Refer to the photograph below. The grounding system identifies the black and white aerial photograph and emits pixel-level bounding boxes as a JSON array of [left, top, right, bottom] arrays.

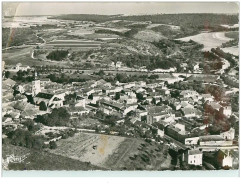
[[1, 1, 239, 173]]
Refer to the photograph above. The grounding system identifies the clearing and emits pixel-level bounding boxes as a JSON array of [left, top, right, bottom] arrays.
[[177, 32, 233, 51]]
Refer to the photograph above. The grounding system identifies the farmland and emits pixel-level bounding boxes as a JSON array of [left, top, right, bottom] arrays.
[[47, 132, 171, 170]]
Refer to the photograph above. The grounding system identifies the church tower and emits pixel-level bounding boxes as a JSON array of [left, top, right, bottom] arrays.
[[32, 71, 41, 97]]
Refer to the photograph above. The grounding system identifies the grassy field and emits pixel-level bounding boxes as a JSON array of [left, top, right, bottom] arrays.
[[225, 31, 239, 39], [2, 46, 69, 67], [2, 144, 103, 170], [221, 46, 239, 56]]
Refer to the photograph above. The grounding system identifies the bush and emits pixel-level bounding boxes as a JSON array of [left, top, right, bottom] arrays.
[[39, 101, 47, 111], [49, 141, 57, 149], [62, 133, 69, 139]]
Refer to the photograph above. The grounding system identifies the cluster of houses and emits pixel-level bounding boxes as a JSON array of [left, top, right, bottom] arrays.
[[2, 63, 238, 170]]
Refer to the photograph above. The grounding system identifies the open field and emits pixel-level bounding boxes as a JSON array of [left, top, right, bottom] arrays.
[[48, 132, 126, 168], [177, 32, 233, 51], [2, 144, 103, 170], [2, 46, 69, 67], [221, 46, 239, 56], [48, 132, 171, 170], [225, 31, 239, 39]]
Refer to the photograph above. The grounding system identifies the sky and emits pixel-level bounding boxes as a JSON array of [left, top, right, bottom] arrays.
[[2, 2, 239, 16]]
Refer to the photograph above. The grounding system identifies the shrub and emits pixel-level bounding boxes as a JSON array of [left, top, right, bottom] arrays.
[[49, 141, 57, 149]]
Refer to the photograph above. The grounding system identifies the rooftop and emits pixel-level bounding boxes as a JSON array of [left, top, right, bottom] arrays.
[[35, 92, 54, 100], [188, 149, 202, 155], [199, 135, 224, 142]]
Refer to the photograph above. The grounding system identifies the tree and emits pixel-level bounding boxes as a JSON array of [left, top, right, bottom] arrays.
[[39, 101, 47, 111], [136, 93, 144, 101], [115, 92, 120, 100], [23, 119, 39, 132], [96, 70, 105, 77], [49, 141, 57, 149], [5, 71, 10, 78], [88, 94, 93, 100]]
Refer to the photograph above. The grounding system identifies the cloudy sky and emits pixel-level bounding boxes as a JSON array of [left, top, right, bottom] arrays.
[[2, 2, 239, 16]]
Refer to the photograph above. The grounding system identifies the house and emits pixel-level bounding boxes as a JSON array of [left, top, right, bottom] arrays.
[[201, 94, 214, 102], [165, 124, 187, 143], [180, 90, 199, 99], [75, 96, 86, 108], [40, 78, 51, 85], [123, 82, 135, 89], [10, 63, 31, 72], [146, 105, 173, 124], [155, 88, 170, 96], [220, 128, 235, 140], [83, 88, 95, 96], [122, 104, 138, 116], [135, 109, 148, 121], [204, 150, 233, 169], [172, 101, 181, 110], [217, 150, 233, 168], [67, 106, 90, 116], [116, 61, 122, 68], [15, 85, 25, 94], [135, 81, 146, 87], [88, 93, 101, 104], [181, 107, 196, 118], [207, 102, 232, 117], [151, 122, 165, 137], [184, 149, 203, 166], [223, 106, 232, 117]]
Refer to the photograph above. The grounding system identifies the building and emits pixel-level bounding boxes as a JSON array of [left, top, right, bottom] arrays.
[[204, 150, 233, 169], [32, 80, 41, 97], [185, 137, 199, 145], [67, 106, 90, 116], [184, 149, 203, 166], [223, 106, 232, 117], [218, 150, 233, 168], [146, 105, 173, 125], [220, 128, 235, 140], [199, 135, 233, 146], [75, 96, 86, 108], [34, 92, 64, 108], [116, 61, 122, 68], [201, 94, 214, 102], [9, 63, 31, 72]]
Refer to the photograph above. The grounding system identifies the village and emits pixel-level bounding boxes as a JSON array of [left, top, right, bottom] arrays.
[[2, 60, 239, 170]]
